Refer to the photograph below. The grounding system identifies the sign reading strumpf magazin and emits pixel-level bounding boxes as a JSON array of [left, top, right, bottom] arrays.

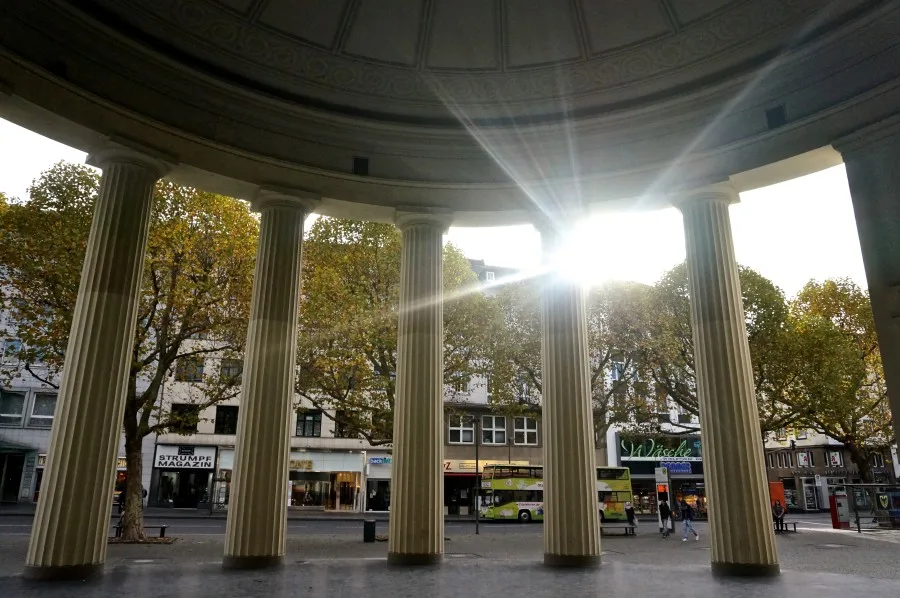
[[154, 445, 217, 469]]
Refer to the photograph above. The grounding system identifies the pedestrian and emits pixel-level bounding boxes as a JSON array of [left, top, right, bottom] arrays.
[[659, 499, 672, 538], [772, 500, 786, 533], [625, 501, 637, 531], [681, 501, 700, 542], [117, 485, 127, 515]]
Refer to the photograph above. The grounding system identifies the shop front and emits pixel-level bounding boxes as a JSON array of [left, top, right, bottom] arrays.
[[289, 450, 364, 511], [614, 433, 705, 517], [365, 453, 392, 512], [150, 444, 217, 509], [443, 459, 529, 515]]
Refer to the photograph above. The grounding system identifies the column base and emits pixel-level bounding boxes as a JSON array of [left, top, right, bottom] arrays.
[[711, 562, 780, 578], [222, 554, 284, 570], [23, 562, 103, 581], [544, 553, 602, 568], [387, 552, 442, 566]]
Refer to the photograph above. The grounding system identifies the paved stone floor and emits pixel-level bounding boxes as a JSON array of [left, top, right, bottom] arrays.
[[2, 521, 899, 596]]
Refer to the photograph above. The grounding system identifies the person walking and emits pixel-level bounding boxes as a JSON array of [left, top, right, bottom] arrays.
[[772, 500, 786, 533], [681, 501, 700, 542], [659, 499, 672, 538]]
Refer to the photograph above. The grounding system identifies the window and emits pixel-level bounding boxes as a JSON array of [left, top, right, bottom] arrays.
[[482, 415, 506, 445], [169, 404, 199, 434], [334, 410, 356, 438], [872, 453, 885, 469], [28, 393, 57, 428], [220, 359, 242, 383], [0, 390, 26, 426], [485, 271, 495, 281], [827, 450, 843, 467], [767, 453, 774, 468], [451, 377, 470, 394], [776, 428, 787, 441], [296, 410, 322, 437], [786, 452, 793, 468], [797, 451, 812, 467], [448, 416, 474, 444], [777, 453, 784, 468], [796, 428, 808, 440], [1, 339, 22, 364], [611, 361, 626, 382], [514, 416, 538, 445], [175, 356, 204, 382], [214, 405, 239, 435]]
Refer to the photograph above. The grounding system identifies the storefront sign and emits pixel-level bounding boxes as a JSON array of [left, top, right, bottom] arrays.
[[621, 437, 702, 462], [154, 445, 216, 469], [443, 459, 529, 473], [38, 454, 126, 469], [369, 457, 392, 465], [290, 459, 313, 470], [665, 462, 692, 475]]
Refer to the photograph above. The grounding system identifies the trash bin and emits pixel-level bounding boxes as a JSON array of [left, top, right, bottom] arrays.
[[363, 519, 376, 543]]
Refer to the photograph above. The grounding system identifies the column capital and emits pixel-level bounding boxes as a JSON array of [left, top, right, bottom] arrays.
[[394, 206, 453, 232], [833, 114, 900, 158], [252, 187, 320, 213], [86, 138, 174, 178], [670, 183, 739, 212]]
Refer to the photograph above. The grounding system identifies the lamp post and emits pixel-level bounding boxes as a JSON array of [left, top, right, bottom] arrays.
[[474, 416, 480, 535]]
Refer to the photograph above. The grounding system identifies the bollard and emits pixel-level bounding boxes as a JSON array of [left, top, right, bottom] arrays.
[[363, 519, 376, 543]]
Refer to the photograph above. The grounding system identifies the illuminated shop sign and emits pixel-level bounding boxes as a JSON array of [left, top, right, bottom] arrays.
[[621, 437, 702, 462]]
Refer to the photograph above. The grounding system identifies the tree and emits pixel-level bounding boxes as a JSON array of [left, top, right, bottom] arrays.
[[486, 278, 660, 449], [0, 162, 258, 540], [789, 279, 892, 482], [647, 262, 800, 434], [294, 217, 494, 444]]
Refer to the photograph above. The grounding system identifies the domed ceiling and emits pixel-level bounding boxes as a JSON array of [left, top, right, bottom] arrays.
[[81, 0, 865, 124]]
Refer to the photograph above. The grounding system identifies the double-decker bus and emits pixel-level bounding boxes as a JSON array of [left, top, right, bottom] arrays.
[[480, 464, 632, 523]]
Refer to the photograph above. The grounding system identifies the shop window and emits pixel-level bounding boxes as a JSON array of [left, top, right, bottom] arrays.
[[219, 359, 242, 383], [0, 339, 22, 364], [169, 403, 199, 434], [0, 390, 26, 426], [175, 356, 205, 382], [513, 416, 538, 445], [872, 453, 885, 468], [28, 393, 57, 428], [214, 405, 239, 435], [448, 416, 474, 444], [482, 415, 506, 445], [296, 410, 322, 437]]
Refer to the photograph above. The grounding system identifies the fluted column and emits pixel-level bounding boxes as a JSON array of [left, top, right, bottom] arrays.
[[25, 147, 169, 581], [387, 207, 450, 565], [223, 189, 317, 569], [677, 185, 778, 577], [835, 120, 900, 449], [540, 225, 601, 568]]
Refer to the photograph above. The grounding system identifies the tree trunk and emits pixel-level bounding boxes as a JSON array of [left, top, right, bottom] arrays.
[[120, 436, 146, 542], [846, 442, 874, 483]]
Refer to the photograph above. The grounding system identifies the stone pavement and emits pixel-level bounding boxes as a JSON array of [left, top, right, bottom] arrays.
[[2, 522, 899, 596]]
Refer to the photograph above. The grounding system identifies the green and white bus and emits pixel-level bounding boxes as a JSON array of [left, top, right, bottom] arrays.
[[480, 464, 633, 523]]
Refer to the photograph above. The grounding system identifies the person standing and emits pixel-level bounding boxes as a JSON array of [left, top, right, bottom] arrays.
[[625, 501, 637, 532], [772, 500, 786, 533], [659, 499, 672, 538], [681, 501, 700, 541]]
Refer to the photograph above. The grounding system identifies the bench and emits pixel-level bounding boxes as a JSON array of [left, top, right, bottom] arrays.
[[774, 521, 797, 533], [600, 523, 636, 536], [114, 524, 169, 538]]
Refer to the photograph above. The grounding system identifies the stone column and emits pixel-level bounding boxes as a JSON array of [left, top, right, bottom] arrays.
[[836, 121, 900, 449], [25, 147, 169, 581], [539, 225, 601, 568], [676, 185, 779, 577], [387, 207, 450, 565], [223, 189, 317, 569]]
